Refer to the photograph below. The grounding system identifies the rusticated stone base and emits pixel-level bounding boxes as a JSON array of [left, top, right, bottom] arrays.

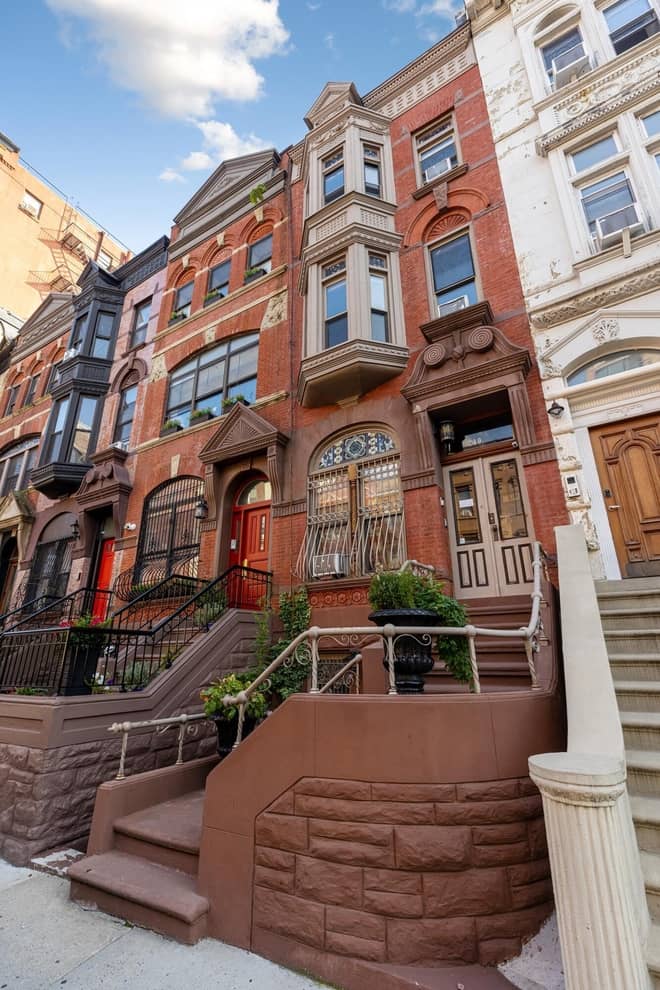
[[0, 730, 216, 865], [252, 776, 552, 967]]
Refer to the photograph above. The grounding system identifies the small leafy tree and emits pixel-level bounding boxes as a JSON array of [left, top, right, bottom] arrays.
[[256, 586, 312, 701]]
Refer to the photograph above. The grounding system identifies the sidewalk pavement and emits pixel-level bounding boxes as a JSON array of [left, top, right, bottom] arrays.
[[0, 860, 326, 990]]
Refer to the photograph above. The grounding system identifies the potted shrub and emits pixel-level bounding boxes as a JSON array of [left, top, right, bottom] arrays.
[[169, 308, 186, 324], [190, 407, 214, 423], [221, 394, 248, 412], [204, 289, 223, 306], [244, 266, 266, 285], [368, 571, 470, 694], [160, 418, 183, 436], [201, 672, 267, 757], [59, 615, 110, 696]]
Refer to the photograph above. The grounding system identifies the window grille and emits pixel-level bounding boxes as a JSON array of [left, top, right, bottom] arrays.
[[134, 476, 204, 584]]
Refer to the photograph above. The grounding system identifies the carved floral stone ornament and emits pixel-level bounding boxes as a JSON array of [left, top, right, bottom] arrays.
[[422, 326, 495, 369], [591, 319, 620, 344]]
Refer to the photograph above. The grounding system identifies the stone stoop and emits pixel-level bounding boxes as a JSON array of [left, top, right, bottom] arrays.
[[69, 790, 208, 944], [597, 576, 660, 986]]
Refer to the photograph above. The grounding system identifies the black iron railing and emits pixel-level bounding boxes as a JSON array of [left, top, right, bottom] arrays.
[[0, 594, 62, 630], [6, 587, 117, 632], [0, 565, 271, 696]]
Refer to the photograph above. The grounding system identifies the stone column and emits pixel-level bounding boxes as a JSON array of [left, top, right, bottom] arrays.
[[529, 752, 651, 990]]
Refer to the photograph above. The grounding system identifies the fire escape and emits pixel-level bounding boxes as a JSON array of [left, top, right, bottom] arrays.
[[28, 203, 109, 296]]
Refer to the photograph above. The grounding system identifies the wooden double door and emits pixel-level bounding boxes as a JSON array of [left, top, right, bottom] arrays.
[[591, 413, 660, 577], [444, 452, 534, 599]]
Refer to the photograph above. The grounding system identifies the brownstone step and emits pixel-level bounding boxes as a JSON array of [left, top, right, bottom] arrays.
[[69, 849, 208, 944], [113, 789, 205, 875]]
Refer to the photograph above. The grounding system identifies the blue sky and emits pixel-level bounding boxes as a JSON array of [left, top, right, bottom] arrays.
[[2, 0, 459, 253]]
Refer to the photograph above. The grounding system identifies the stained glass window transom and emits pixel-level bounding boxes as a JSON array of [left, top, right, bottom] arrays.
[[318, 431, 396, 469]]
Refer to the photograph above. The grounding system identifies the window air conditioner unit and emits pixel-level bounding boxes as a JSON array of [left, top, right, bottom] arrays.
[[427, 157, 454, 181], [312, 553, 348, 578], [438, 295, 470, 317], [595, 203, 644, 249], [62, 347, 79, 362], [552, 44, 592, 88]]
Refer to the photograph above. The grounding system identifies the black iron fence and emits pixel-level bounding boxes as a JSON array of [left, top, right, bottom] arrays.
[[0, 565, 271, 696], [0, 594, 62, 630], [5, 587, 117, 632]]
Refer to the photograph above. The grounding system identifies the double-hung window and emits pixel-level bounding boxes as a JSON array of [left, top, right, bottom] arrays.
[[23, 374, 40, 407], [0, 438, 39, 496], [603, 0, 659, 54], [416, 120, 458, 185], [540, 28, 585, 85], [579, 171, 638, 237], [641, 109, 660, 137], [4, 385, 19, 417], [206, 260, 230, 303], [369, 255, 389, 342], [70, 396, 100, 464], [430, 233, 477, 314], [166, 334, 259, 427], [363, 146, 381, 197], [91, 311, 115, 359], [323, 149, 345, 204], [69, 314, 87, 353], [131, 299, 151, 348], [322, 259, 348, 349], [172, 281, 193, 320], [570, 134, 618, 173], [42, 398, 70, 462], [248, 235, 272, 276], [46, 362, 61, 393], [114, 384, 137, 445]]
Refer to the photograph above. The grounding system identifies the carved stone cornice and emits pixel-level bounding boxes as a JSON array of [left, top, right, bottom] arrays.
[[537, 42, 660, 154], [529, 257, 660, 330]]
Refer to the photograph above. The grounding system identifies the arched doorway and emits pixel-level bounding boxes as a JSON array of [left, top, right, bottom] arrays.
[[0, 535, 18, 614], [26, 514, 75, 602], [228, 476, 272, 574], [134, 476, 205, 584]]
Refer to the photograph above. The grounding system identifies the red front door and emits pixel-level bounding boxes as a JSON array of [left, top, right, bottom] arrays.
[[229, 478, 271, 606], [92, 538, 115, 620]]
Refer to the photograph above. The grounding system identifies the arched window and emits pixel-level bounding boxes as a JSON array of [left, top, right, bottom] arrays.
[[567, 349, 660, 386], [0, 437, 39, 496], [26, 513, 75, 602], [165, 334, 259, 427], [134, 476, 205, 583], [114, 375, 139, 446], [297, 429, 405, 580]]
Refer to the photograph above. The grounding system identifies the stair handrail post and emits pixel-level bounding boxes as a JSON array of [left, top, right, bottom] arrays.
[[383, 624, 397, 695], [309, 627, 320, 694], [466, 626, 481, 694]]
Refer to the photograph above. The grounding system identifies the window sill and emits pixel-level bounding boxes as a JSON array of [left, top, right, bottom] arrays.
[[420, 299, 494, 343], [573, 225, 659, 271], [155, 264, 287, 340], [411, 163, 469, 200]]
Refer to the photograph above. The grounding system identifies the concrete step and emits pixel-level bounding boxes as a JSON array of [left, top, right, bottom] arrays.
[[647, 921, 660, 986], [621, 712, 660, 749], [610, 655, 660, 682], [604, 628, 660, 655], [597, 587, 660, 611], [596, 577, 660, 595], [627, 751, 660, 797], [69, 850, 208, 944], [113, 790, 204, 875], [600, 608, 660, 631], [631, 795, 660, 854], [641, 851, 660, 921], [616, 682, 660, 713]]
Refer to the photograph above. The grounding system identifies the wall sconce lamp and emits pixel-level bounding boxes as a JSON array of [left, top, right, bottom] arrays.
[[195, 497, 209, 521], [70, 519, 80, 540], [547, 401, 565, 418], [124, 522, 137, 531], [439, 420, 456, 455]]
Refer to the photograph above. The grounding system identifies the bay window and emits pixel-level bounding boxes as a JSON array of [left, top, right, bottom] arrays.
[[323, 260, 348, 348], [0, 438, 39, 496], [323, 149, 345, 204], [364, 146, 381, 197], [369, 255, 389, 342]]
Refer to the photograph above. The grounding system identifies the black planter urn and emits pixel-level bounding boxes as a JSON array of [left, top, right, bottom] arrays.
[[210, 714, 259, 757], [368, 608, 441, 694], [62, 640, 103, 696]]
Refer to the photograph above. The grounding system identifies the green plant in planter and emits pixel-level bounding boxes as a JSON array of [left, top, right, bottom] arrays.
[[190, 407, 213, 421], [162, 418, 183, 431], [244, 266, 264, 281], [255, 586, 312, 701], [222, 394, 247, 411], [368, 569, 417, 611], [200, 672, 267, 722]]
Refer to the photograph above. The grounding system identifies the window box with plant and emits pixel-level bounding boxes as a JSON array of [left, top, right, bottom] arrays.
[[221, 394, 249, 412], [189, 407, 214, 424], [368, 570, 471, 694], [244, 267, 267, 285], [169, 309, 187, 325], [201, 672, 268, 757], [160, 418, 183, 436]]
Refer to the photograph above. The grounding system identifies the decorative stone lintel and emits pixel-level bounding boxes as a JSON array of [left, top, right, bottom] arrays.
[[420, 300, 494, 343], [529, 752, 650, 990]]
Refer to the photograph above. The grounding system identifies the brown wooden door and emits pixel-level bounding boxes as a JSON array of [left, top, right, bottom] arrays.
[[591, 414, 660, 577]]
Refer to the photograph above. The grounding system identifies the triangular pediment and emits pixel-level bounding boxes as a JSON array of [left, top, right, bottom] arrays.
[[174, 149, 280, 226], [304, 82, 362, 130], [13, 292, 74, 358], [0, 491, 34, 527], [199, 403, 288, 465]]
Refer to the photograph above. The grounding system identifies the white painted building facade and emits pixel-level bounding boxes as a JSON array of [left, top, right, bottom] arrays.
[[467, 0, 660, 578]]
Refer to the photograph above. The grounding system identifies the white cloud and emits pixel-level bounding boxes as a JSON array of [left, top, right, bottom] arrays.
[[178, 120, 271, 174], [324, 32, 335, 50], [46, 0, 290, 119], [306, 1, 321, 8], [159, 168, 186, 183], [384, 0, 461, 20], [383, 0, 417, 11]]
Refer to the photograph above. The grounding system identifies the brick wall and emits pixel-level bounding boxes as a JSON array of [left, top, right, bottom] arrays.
[[253, 774, 552, 967]]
